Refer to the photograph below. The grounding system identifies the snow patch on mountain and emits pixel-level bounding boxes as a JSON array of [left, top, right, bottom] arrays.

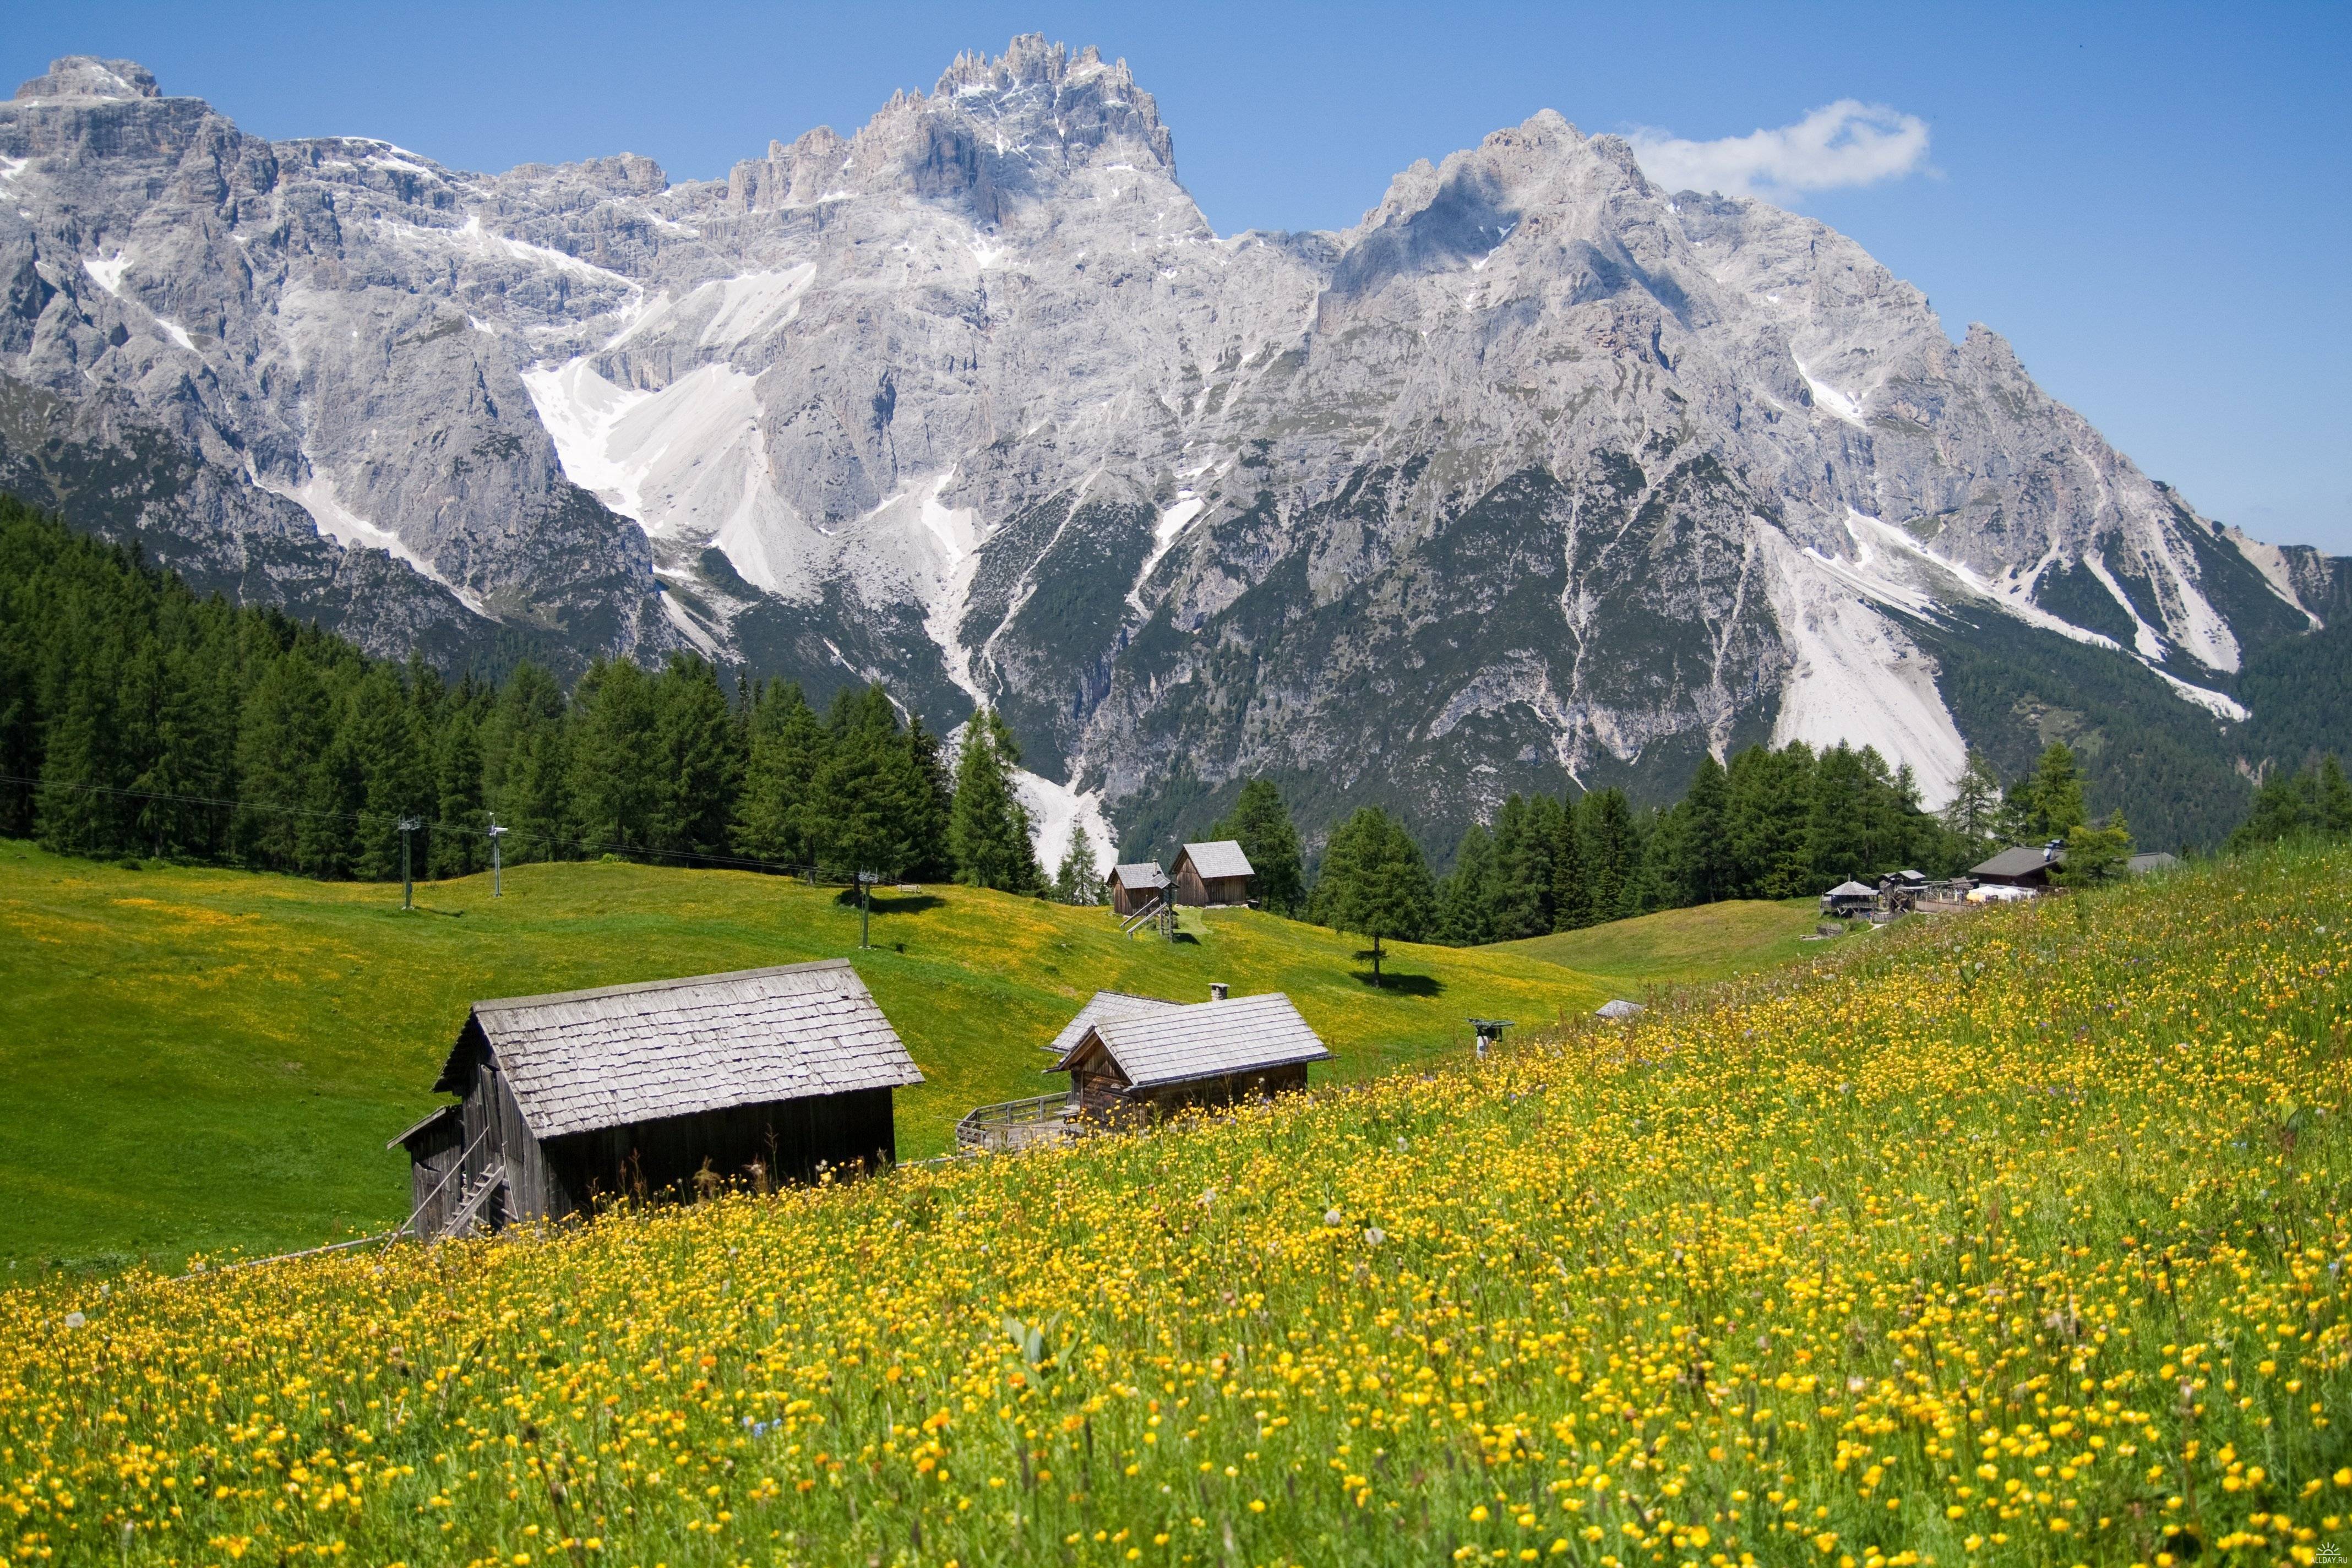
[[1015, 766, 1115, 873], [610, 264, 815, 352], [1792, 352, 1864, 426], [2148, 668, 2249, 723], [1762, 529, 1967, 804], [255, 464, 482, 611], [82, 251, 130, 293], [2080, 550, 2170, 660]]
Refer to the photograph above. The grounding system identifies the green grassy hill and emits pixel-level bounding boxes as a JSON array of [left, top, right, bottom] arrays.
[[1493, 896, 1827, 987], [3, 843, 1823, 1268]]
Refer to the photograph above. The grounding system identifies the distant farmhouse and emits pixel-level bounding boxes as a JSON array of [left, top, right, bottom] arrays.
[[1970, 843, 2065, 889], [1052, 986, 1328, 1120], [1170, 840, 1255, 907], [1107, 861, 1168, 917], [392, 960, 921, 1238]]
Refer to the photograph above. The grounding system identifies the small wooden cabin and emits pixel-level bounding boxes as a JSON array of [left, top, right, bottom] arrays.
[[1170, 840, 1254, 907], [1819, 879, 1877, 916], [1970, 843, 2065, 889], [1037, 988, 1185, 1055], [1050, 988, 1329, 1123], [1107, 861, 1168, 917], [390, 959, 922, 1238]]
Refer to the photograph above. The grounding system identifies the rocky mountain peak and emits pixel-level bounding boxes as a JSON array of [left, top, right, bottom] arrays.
[[15, 57, 160, 102], [724, 36, 1175, 219]]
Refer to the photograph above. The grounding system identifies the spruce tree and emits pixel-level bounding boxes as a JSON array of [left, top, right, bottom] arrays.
[[1209, 778, 1306, 916], [948, 709, 1043, 892], [428, 710, 487, 878], [1579, 788, 1640, 922], [2028, 743, 2088, 838], [1434, 822, 1498, 946], [1549, 794, 1592, 930], [1942, 748, 2002, 845], [1672, 753, 1732, 905], [235, 652, 332, 871], [902, 715, 956, 880], [733, 679, 827, 867], [569, 658, 662, 854], [346, 666, 432, 880], [1490, 793, 1558, 939], [650, 654, 741, 861], [1317, 805, 1434, 985], [1054, 824, 1106, 905]]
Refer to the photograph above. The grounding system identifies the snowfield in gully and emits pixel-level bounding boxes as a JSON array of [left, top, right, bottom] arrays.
[[6, 851, 2350, 1567]]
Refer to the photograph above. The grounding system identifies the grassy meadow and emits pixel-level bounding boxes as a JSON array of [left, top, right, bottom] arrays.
[[3, 843, 2346, 1567], [0, 841, 1798, 1267], [1496, 898, 1828, 989]]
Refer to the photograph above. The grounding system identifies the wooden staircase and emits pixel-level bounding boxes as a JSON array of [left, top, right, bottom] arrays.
[[1120, 894, 1174, 940], [439, 1166, 507, 1239]]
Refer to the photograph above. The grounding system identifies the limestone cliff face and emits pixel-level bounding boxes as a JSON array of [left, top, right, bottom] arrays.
[[0, 43, 2327, 849]]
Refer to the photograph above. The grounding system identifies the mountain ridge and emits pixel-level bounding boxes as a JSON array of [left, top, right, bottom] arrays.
[[1, 39, 2340, 855]]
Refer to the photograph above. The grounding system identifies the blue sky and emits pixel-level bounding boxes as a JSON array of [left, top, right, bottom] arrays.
[[12, 2, 2348, 550]]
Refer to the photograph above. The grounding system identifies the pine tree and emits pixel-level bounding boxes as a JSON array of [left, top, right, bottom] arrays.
[[2056, 810, 2133, 884], [428, 710, 487, 878], [1209, 778, 1306, 916], [948, 709, 1043, 892], [650, 654, 741, 861], [234, 653, 332, 871], [569, 658, 662, 854], [733, 679, 827, 867], [2321, 755, 2352, 835], [2028, 743, 2088, 838], [1579, 788, 1640, 922], [346, 666, 432, 880], [1725, 743, 1816, 898], [1942, 748, 2002, 846], [1549, 794, 1592, 930], [1434, 822, 1498, 946], [1671, 753, 1732, 905], [902, 715, 955, 881], [1316, 805, 1434, 984], [1490, 793, 1558, 940], [1054, 824, 1106, 905]]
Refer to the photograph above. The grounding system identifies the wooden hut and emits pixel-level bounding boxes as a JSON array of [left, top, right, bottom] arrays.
[[390, 959, 922, 1238], [1037, 988, 1185, 1054], [1107, 861, 1168, 917], [1050, 988, 1328, 1123], [1169, 840, 1254, 907], [1819, 879, 1877, 916], [1970, 843, 2065, 889]]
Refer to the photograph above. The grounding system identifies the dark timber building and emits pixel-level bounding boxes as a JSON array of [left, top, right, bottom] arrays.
[[1107, 861, 1168, 917], [1050, 988, 1329, 1123], [1169, 840, 1255, 907], [391, 960, 922, 1238]]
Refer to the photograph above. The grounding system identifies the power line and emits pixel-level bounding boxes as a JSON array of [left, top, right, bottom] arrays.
[[0, 771, 850, 881]]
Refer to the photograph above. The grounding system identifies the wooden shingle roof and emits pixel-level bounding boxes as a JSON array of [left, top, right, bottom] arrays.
[[1042, 989, 1186, 1057], [1054, 991, 1328, 1090], [1109, 862, 1167, 889], [434, 960, 922, 1140], [1971, 846, 2062, 879], [1175, 840, 1254, 880]]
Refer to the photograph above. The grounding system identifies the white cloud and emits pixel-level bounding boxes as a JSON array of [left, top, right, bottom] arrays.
[[1628, 100, 1930, 200]]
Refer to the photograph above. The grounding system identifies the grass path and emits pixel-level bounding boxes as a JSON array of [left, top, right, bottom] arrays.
[[1, 843, 1741, 1266]]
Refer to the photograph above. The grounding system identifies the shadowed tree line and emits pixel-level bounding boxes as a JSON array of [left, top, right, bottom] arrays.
[[0, 500, 1044, 890]]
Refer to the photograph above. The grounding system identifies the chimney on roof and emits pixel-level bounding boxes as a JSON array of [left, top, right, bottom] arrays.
[[1209, 982, 1228, 1002]]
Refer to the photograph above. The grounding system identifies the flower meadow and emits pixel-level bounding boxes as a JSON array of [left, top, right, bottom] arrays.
[[5, 850, 2349, 1568]]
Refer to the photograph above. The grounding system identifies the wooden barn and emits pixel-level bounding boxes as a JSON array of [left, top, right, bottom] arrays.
[[1970, 843, 2065, 889], [1050, 987, 1329, 1123], [1169, 840, 1255, 907], [1107, 861, 1168, 917], [390, 959, 922, 1238]]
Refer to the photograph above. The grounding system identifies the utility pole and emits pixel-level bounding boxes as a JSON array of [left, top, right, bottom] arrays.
[[396, 817, 422, 910], [487, 815, 509, 897], [857, 870, 877, 950]]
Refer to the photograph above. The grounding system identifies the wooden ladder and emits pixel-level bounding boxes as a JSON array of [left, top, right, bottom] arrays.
[[438, 1165, 507, 1240]]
